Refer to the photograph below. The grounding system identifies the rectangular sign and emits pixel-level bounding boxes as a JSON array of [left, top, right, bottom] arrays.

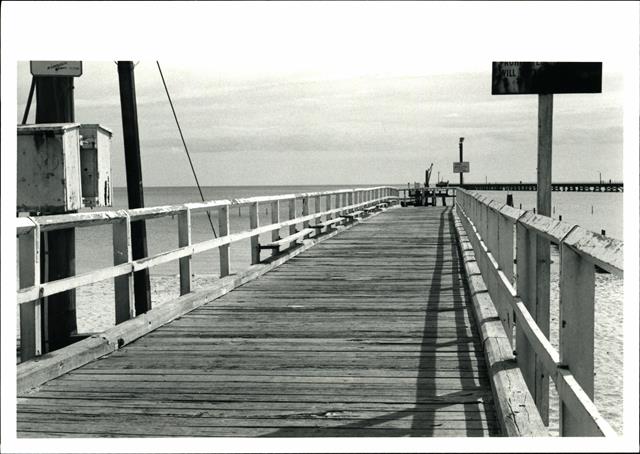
[[491, 62, 601, 95], [453, 162, 470, 173], [30, 61, 83, 77]]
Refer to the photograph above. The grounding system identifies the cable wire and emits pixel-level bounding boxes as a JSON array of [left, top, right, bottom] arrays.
[[156, 61, 217, 238]]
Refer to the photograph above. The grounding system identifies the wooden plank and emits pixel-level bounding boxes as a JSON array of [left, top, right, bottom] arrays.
[[218, 205, 230, 277], [17, 207, 499, 438], [260, 228, 314, 249], [270, 200, 280, 257], [288, 198, 297, 236], [515, 223, 537, 413], [177, 208, 191, 295], [17, 214, 362, 395], [453, 208, 547, 436], [112, 216, 134, 324], [302, 196, 310, 228], [559, 243, 595, 436], [250, 202, 259, 265], [19, 224, 42, 361]]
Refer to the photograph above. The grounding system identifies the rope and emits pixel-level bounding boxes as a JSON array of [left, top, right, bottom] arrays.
[[21, 77, 36, 125], [156, 61, 217, 238]]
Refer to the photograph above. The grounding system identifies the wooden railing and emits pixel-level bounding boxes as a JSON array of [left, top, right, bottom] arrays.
[[16, 186, 399, 361], [455, 189, 622, 437]]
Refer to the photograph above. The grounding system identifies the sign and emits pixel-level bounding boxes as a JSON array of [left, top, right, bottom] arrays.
[[30, 61, 83, 77], [491, 62, 601, 95], [453, 162, 469, 173]]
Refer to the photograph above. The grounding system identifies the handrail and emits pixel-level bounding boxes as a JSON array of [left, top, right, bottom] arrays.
[[455, 188, 621, 437], [16, 186, 399, 362], [16, 186, 395, 233]]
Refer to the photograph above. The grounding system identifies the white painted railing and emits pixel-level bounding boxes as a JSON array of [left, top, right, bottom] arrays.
[[455, 189, 622, 437], [16, 186, 399, 361]]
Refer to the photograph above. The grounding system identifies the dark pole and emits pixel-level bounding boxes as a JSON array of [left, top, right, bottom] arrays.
[[459, 137, 464, 186], [117, 61, 151, 315], [35, 75, 77, 351]]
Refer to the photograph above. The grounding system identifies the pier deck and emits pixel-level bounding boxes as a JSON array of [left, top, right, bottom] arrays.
[[17, 207, 499, 437]]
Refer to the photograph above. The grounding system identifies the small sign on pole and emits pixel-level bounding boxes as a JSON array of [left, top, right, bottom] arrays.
[[453, 161, 470, 173], [30, 61, 83, 77]]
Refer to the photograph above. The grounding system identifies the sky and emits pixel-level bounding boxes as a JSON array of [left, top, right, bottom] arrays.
[[7, 2, 636, 188]]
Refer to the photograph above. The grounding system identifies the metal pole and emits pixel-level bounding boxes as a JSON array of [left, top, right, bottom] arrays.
[[117, 61, 151, 315], [34, 75, 78, 352]]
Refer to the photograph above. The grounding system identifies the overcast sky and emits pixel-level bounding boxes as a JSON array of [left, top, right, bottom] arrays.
[[6, 2, 637, 187]]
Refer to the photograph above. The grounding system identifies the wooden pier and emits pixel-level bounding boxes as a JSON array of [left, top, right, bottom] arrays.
[[15, 186, 623, 438]]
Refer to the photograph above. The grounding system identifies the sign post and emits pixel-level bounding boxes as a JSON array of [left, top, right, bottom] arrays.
[[491, 61, 602, 427]]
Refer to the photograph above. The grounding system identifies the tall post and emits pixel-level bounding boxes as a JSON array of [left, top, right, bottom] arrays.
[[117, 61, 151, 315], [535, 93, 553, 424], [459, 137, 464, 186], [35, 75, 77, 352]]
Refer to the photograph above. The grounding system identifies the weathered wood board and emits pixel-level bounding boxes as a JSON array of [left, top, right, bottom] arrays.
[[17, 207, 499, 437]]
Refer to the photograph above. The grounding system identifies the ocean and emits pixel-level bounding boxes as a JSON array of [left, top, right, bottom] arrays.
[[40, 186, 627, 435]]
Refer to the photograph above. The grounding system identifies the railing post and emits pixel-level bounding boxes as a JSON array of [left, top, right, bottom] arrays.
[[288, 198, 297, 236], [19, 223, 42, 361], [219, 205, 230, 277], [336, 192, 342, 215], [250, 202, 260, 265], [302, 196, 310, 228], [314, 195, 321, 225], [113, 214, 134, 324], [559, 243, 596, 436], [325, 194, 332, 220], [498, 208, 516, 344], [270, 200, 280, 257], [516, 223, 548, 424], [178, 208, 192, 295]]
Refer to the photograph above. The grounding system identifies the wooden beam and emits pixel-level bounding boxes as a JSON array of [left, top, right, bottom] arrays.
[[249, 202, 260, 265], [117, 61, 151, 316], [218, 206, 230, 277], [178, 208, 192, 295], [559, 243, 595, 436], [113, 216, 134, 324], [19, 224, 42, 361]]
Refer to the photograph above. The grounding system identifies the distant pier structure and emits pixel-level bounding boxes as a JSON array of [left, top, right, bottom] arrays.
[[460, 181, 623, 192]]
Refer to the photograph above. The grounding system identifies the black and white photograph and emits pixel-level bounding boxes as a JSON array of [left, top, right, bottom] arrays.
[[1, 1, 638, 452]]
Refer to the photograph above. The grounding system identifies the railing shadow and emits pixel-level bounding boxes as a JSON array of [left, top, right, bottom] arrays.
[[260, 207, 496, 437]]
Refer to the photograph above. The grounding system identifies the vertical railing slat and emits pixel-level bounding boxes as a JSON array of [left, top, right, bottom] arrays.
[[178, 208, 192, 295], [515, 223, 538, 410], [559, 243, 596, 436], [113, 215, 134, 324], [250, 202, 260, 265], [302, 196, 310, 228], [219, 206, 230, 277], [270, 200, 280, 257], [288, 198, 297, 236], [325, 194, 332, 221], [19, 224, 41, 361]]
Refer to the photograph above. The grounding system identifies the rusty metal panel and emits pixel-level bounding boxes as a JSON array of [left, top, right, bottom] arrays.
[[17, 124, 82, 214], [491, 62, 602, 95]]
